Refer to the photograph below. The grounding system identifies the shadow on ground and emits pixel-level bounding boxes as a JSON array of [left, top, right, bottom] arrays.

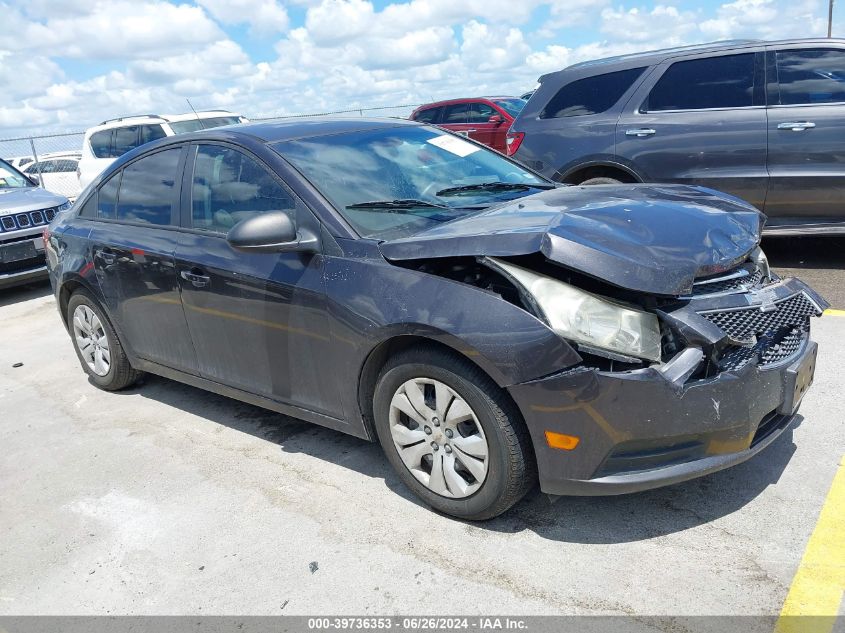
[[112, 372, 798, 545], [0, 280, 51, 308]]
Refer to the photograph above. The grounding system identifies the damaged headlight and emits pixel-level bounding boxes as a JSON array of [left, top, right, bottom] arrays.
[[487, 258, 662, 362]]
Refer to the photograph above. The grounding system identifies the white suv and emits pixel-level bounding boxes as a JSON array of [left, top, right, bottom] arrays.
[[77, 110, 248, 189]]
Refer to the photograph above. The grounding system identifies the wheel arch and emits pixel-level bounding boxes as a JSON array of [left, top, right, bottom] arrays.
[[58, 275, 102, 328], [356, 334, 518, 442], [559, 160, 643, 185]]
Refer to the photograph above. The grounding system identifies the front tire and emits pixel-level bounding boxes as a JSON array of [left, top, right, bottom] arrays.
[[373, 347, 535, 520], [67, 290, 142, 391]]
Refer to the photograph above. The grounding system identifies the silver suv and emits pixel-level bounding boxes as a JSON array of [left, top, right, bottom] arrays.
[[509, 38, 845, 235], [0, 159, 70, 289]]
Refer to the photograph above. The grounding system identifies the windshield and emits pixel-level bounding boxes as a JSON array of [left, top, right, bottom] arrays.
[[168, 116, 242, 135], [492, 98, 526, 118], [274, 125, 549, 239], [0, 159, 33, 189]]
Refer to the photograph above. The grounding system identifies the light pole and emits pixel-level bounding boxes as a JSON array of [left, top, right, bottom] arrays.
[[829, 0, 835, 37]]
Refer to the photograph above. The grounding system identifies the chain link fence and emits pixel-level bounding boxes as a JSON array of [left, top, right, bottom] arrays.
[[0, 104, 420, 202]]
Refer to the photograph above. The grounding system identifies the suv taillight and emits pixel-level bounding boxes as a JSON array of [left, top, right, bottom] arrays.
[[505, 131, 524, 156]]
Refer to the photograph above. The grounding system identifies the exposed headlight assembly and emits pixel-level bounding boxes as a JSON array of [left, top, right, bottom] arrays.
[[486, 258, 662, 363]]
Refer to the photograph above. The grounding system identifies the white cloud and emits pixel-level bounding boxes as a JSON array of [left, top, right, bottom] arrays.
[[0, 0, 840, 138], [197, 0, 290, 36], [600, 5, 699, 44], [0, 1, 224, 59]]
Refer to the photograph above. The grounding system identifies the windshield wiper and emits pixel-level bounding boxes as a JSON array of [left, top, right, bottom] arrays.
[[346, 198, 450, 210], [435, 181, 556, 196]]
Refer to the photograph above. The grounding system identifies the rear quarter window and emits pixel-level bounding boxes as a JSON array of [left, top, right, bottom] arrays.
[[413, 107, 442, 124], [541, 67, 646, 118], [89, 130, 113, 159]]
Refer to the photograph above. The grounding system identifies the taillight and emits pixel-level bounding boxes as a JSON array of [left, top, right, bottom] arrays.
[[505, 131, 524, 156]]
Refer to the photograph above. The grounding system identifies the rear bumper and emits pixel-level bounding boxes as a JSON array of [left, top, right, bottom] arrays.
[[509, 330, 819, 497]]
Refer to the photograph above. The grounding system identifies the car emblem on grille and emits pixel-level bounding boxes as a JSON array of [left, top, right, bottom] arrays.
[[752, 287, 779, 312]]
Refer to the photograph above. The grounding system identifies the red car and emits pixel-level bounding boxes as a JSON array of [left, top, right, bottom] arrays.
[[409, 97, 526, 153]]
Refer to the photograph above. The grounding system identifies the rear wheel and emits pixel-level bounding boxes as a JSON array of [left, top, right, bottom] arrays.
[[67, 290, 142, 391], [373, 347, 535, 520]]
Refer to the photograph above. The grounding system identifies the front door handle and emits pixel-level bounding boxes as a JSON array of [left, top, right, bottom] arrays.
[[777, 121, 816, 131], [625, 128, 656, 137], [180, 269, 211, 288]]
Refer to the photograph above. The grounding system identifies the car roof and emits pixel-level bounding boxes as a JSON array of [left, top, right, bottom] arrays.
[[190, 117, 422, 143], [414, 97, 519, 109], [87, 110, 243, 133], [543, 38, 845, 80]]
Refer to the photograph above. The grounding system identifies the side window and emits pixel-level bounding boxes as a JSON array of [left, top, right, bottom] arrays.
[[646, 54, 757, 111], [77, 193, 97, 219], [55, 160, 78, 172], [97, 171, 121, 219], [442, 103, 469, 124], [775, 48, 845, 105], [139, 124, 167, 145], [414, 107, 442, 123], [541, 67, 646, 118], [115, 148, 181, 225], [90, 130, 113, 159], [112, 126, 140, 157], [469, 102, 496, 123], [190, 145, 294, 234]]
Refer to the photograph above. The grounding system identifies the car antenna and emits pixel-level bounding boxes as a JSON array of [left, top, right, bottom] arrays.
[[186, 98, 206, 129]]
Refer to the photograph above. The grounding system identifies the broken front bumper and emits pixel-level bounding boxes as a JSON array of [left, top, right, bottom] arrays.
[[507, 277, 827, 496]]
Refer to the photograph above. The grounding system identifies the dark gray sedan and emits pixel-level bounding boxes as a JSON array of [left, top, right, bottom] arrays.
[[46, 119, 826, 519]]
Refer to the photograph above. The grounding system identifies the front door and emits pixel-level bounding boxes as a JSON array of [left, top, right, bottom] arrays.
[[616, 50, 769, 209], [175, 143, 342, 418], [87, 146, 198, 373], [765, 46, 845, 226]]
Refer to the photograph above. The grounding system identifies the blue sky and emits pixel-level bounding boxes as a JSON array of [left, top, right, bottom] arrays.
[[0, 0, 840, 137]]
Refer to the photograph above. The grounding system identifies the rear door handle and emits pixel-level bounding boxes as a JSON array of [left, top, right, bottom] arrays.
[[95, 249, 115, 265], [625, 128, 656, 137], [180, 269, 211, 288], [777, 121, 816, 131]]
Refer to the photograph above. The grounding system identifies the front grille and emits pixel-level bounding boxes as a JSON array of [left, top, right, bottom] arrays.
[[0, 207, 57, 233], [699, 293, 819, 345], [691, 265, 764, 296], [719, 324, 808, 371]]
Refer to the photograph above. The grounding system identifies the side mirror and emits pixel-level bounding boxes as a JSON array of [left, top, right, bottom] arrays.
[[226, 211, 319, 254], [488, 114, 505, 125]]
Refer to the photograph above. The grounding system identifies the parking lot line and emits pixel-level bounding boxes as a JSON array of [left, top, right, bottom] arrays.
[[775, 455, 845, 633], [823, 309, 845, 317]]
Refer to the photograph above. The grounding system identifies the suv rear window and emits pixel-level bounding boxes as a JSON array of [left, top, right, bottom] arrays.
[[774, 48, 845, 105], [541, 67, 645, 118], [646, 53, 758, 111], [89, 124, 166, 159]]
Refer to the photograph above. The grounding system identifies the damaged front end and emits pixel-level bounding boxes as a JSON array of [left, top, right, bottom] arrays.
[[379, 185, 828, 495], [496, 250, 828, 496]]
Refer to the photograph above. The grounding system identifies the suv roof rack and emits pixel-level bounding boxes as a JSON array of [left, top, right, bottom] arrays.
[[98, 114, 163, 125]]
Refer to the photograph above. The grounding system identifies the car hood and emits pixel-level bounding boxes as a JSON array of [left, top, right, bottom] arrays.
[[379, 184, 764, 296], [0, 187, 68, 215]]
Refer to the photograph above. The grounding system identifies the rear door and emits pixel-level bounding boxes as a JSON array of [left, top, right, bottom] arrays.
[[85, 145, 198, 373], [765, 45, 845, 225], [616, 50, 768, 208], [175, 143, 342, 417]]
